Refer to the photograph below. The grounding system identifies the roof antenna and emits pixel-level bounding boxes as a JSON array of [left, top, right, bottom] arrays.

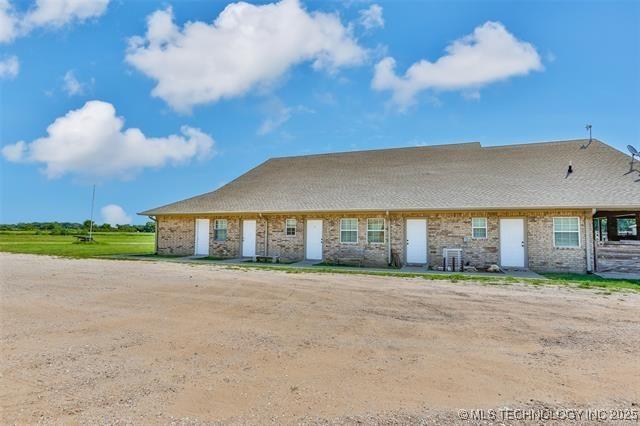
[[581, 124, 592, 149], [624, 145, 639, 180]]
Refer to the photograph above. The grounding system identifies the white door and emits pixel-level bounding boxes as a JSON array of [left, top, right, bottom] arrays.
[[500, 218, 525, 268], [195, 219, 210, 256], [305, 219, 323, 260], [242, 220, 256, 257], [406, 219, 427, 264]]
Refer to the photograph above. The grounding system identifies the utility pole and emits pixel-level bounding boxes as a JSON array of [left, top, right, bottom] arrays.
[[89, 184, 95, 241]]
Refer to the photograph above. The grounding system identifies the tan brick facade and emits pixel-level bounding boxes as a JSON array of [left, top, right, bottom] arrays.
[[156, 209, 592, 272]]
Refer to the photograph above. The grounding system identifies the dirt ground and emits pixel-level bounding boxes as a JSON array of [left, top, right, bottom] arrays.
[[1, 253, 639, 424]]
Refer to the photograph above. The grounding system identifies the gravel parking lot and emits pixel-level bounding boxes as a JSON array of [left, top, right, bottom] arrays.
[[1, 253, 639, 424]]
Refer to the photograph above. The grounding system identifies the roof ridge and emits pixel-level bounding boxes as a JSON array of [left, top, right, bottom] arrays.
[[270, 142, 482, 161], [482, 138, 597, 149]]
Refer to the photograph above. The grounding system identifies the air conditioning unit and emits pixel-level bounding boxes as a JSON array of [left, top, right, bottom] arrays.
[[443, 248, 463, 272]]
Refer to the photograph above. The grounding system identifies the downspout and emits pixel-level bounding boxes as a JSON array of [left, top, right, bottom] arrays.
[[149, 215, 158, 255], [588, 208, 596, 273], [265, 216, 269, 256], [386, 210, 391, 265]]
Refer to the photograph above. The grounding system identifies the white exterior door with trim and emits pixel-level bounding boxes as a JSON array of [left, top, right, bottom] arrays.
[[406, 219, 427, 264], [500, 218, 525, 268], [242, 220, 256, 257], [305, 219, 323, 260], [195, 219, 210, 256]]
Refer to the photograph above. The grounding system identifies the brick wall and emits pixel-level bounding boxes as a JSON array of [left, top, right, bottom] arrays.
[[156, 209, 591, 272], [157, 216, 195, 256], [527, 213, 588, 273], [322, 214, 388, 266], [265, 215, 305, 261]]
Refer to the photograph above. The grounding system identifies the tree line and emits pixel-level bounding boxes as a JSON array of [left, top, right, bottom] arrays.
[[0, 221, 156, 234]]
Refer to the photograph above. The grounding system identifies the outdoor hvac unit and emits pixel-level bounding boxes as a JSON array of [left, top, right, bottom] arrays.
[[443, 248, 463, 272]]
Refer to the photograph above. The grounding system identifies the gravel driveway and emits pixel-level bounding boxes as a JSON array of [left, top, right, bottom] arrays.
[[1, 253, 638, 424]]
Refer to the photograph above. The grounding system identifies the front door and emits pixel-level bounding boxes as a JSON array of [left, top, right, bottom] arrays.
[[305, 219, 323, 260], [500, 218, 525, 268], [242, 220, 256, 257], [406, 219, 427, 264], [195, 219, 210, 256]]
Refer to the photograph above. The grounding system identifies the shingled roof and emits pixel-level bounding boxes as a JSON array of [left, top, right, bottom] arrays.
[[140, 139, 640, 215]]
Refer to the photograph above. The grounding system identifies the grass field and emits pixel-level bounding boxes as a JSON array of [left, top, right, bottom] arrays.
[[0, 231, 154, 257]]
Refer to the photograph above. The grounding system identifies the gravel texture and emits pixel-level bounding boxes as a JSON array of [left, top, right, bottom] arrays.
[[1, 253, 638, 424]]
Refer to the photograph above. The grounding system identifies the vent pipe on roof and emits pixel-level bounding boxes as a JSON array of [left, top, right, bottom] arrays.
[[581, 124, 593, 149]]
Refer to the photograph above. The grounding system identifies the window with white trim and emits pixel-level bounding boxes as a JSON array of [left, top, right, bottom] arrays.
[[553, 217, 580, 247], [340, 218, 358, 243], [472, 217, 487, 239], [367, 218, 385, 243], [214, 219, 227, 241], [285, 219, 296, 236]]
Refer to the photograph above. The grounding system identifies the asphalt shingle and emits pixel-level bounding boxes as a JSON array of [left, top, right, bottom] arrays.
[[140, 139, 640, 215]]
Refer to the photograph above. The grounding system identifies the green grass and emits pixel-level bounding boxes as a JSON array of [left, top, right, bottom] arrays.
[[541, 273, 640, 292], [0, 231, 155, 258], [124, 254, 640, 292]]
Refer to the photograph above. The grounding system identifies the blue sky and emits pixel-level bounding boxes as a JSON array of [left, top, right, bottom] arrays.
[[1, 0, 639, 224]]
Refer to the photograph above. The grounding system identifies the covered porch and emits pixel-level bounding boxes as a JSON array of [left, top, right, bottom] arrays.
[[593, 210, 640, 273]]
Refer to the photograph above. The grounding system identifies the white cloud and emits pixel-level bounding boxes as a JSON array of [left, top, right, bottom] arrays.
[[0, 0, 18, 42], [359, 4, 383, 30], [257, 98, 314, 135], [1, 100, 214, 179], [22, 0, 109, 29], [0, 55, 19, 78], [372, 21, 543, 107], [63, 70, 89, 96], [0, 0, 109, 44], [126, 0, 366, 112], [101, 204, 132, 226]]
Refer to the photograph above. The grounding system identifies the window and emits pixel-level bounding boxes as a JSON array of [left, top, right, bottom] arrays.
[[367, 218, 385, 243], [472, 218, 487, 239], [214, 219, 227, 241], [617, 217, 637, 237], [340, 218, 358, 243], [553, 217, 580, 247], [285, 219, 297, 236]]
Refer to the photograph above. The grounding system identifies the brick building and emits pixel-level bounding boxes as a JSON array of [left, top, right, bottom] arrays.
[[141, 139, 640, 273]]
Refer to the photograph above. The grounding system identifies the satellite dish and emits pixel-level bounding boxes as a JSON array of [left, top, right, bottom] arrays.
[[628, 145, 639, 156]]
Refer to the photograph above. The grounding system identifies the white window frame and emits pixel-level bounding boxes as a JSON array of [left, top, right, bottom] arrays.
[[340, 218, 358, 244], [214, 219, 228, 241], [285, 218, 297, 236], [367, 218, 385, 244], [553, 217, 581, 248], [471, 217, 488, 239]]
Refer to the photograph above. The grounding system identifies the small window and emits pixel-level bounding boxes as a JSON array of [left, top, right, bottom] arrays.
[[367, 218, 385, 243], [214, 219, 227, 241], [285, 219, 297, 236], [617, 217, 637, 237], [472, 218, 487, 239], [340, 218, 358, 244], [553, 217, 580, 247]]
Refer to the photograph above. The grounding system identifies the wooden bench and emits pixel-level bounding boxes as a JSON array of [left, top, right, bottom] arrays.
[[336, 247, 366, 267], [253, 255, 280, 263]]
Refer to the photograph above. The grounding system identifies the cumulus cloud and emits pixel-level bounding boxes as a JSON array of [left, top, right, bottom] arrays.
[[101, 204, 132, 225], [1, 100, 214, 179], [359, 4, 383, 30], [0, 0, 109, 43], [22, 0, 109, 29], [0, 55, 19, 78], [372, 21, 543, 107], [126, 0, 367, 112], [0, 0, 18, 42]]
